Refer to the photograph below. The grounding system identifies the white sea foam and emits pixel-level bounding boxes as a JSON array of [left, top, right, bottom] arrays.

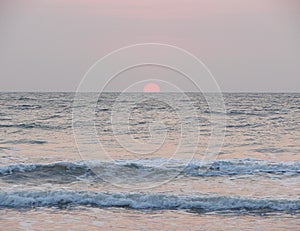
[[0, 190, 299, 213], [0, 159, 299, 178]]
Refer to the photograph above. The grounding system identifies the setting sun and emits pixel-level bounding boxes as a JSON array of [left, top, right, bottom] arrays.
[[143, 83, 160, 92]]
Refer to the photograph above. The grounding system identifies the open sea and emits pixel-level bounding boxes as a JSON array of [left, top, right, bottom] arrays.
[[0, 92, 299, 230]]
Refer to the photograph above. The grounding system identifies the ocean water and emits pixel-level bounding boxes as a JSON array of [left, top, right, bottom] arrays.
[[0, 92, 299, 230]]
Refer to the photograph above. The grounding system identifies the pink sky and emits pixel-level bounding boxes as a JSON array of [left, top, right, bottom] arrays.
[[0, 0, 299, 91]]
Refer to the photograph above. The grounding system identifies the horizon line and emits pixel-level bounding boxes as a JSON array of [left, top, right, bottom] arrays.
[[0, 91, 299, 94]]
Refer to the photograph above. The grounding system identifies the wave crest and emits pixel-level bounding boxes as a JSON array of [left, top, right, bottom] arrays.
[[0, 190, 299, 214], [1, 159, 299, 180]]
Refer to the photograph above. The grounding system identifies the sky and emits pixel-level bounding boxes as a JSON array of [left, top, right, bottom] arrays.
[[0, 0, 300, 92]]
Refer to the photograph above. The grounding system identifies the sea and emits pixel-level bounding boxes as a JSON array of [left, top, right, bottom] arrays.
[[0, 92, 299, 230]]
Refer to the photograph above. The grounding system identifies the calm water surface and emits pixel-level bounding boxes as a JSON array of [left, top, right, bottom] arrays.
[[0, 93, 299, 230]]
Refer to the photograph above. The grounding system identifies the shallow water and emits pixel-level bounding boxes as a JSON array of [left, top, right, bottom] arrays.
[[0, 93, 299, 230]]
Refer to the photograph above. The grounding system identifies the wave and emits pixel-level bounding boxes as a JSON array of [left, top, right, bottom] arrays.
[[7, 104, 42, 110], [0, 159, 299, 183], [0, 139, 47, 145], [0, 190, 299, 213], [0, 123, 69, 130]]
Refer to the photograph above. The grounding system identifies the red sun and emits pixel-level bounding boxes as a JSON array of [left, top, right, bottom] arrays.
[[143, 83, 160, 92]]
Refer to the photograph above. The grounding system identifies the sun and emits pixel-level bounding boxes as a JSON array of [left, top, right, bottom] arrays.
[[143, 83, 160, 92]]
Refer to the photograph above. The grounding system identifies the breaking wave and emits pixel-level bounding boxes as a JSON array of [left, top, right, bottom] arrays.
[[0, 159, 299, 180], [0, 190, 299, 214]]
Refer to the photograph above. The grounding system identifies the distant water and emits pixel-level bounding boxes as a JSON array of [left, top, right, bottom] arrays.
[[0, 92, 299, 230]]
